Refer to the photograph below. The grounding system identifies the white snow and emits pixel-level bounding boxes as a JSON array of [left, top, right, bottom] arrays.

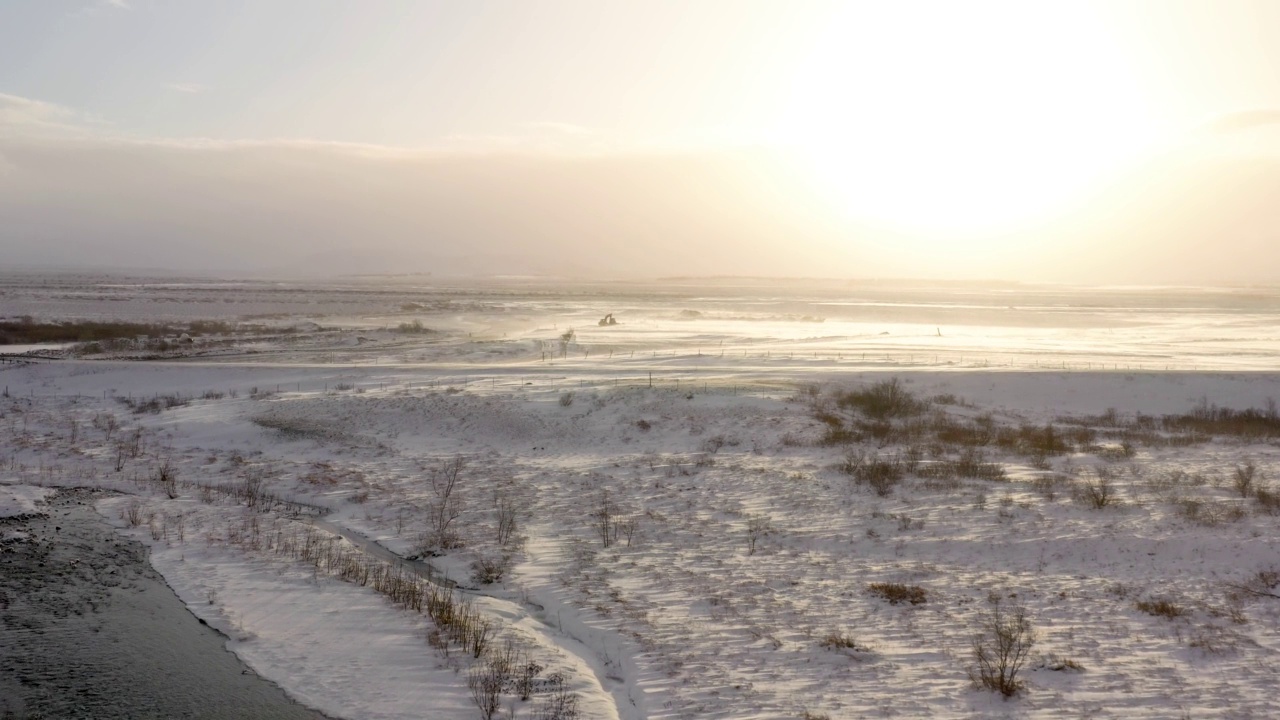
[[0, 483, 52, 517], [4, 277, 1280, 719]]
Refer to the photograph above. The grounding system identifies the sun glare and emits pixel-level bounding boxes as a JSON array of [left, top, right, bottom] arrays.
[[772, 2, 1163, 240]]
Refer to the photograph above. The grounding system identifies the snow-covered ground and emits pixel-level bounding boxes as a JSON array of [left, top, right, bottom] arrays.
[[0, 483, 51, 517], [4, 277, 1280, 719]]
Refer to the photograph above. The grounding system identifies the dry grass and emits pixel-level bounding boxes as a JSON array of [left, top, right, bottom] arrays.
[[867, 582, 928, 605], [1135, 599, 1188, 619]]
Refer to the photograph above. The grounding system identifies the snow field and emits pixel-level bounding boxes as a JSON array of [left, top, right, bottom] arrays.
[[3, 364, 1280, 718]]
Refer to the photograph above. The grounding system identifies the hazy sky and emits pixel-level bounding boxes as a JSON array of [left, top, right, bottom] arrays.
[[4, 0, 1280, 282]]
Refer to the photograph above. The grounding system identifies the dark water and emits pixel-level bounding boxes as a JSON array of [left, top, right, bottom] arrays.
[[0, 490, 330, 720]]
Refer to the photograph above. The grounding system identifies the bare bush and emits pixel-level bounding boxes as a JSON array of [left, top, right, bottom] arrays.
[[1075, 468, 1120, 509], [1030, 474, 1068, 501], [153, 460, 178, 499], [1135, 599, 1187, 619], [1188, 624, 1248, 656], [970, 601, 1036, 698], [1163, 400, 1280, 440], [515, 656, 544, 701], [1233, 461, 1258, 498], [745, 514, 771, 556], [701, 435, 727, 454], [92, 412, 119, 441], [1177, 499, 1246, 527], [868, 582, 927, 605], [533, 673, 580, 720], [425, 456, 465, 551], [123, 499, 144, 527], [495, 491, 519, 546], [835, 378, 929, 421], [819, 630, 871, 653], [920, 448, 1005, 482], [1255, 487, 1280, 515], [841, 451, 903, 496], [468, 661, 504, 720], [592, 491, 635, 548], [470, 554, 510, 585], [241, 472, 265, 510], [1035, 653, 1084, 672]]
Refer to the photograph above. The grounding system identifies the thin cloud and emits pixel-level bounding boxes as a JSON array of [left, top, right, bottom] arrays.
[[1, 92, 631, 158], [165, 83, 208, 94], [1206, 110, 1280, 134], [527, 122, 598, 136], [67, 0, 132, 18], [0, 93, 80, 134]]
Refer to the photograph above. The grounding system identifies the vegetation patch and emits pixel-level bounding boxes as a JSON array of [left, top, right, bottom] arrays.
[[1135, 599, 1188, 619], [868, 582, 927, 605], [0, 317, 284, 345]]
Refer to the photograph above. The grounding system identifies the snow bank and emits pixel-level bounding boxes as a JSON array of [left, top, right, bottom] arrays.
[[0, 484, 52, 518]]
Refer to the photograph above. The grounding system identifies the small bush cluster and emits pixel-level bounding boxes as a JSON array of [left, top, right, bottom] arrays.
[[1135, 599, 1187, 619], [841, 451, 904, 496], [1255, 487, 1280, 514], [470, 554, 511, 585], [1074, 468, 1120, 509], [1177, 499, 1246, 527], [0, 317, 251, 345], [1162, 401, 1280, 440], [819, 631, 871, 653], [834, 378, 930, 421], [119, 394, 191, 414], [868, 582, 927, 605], [395, 319, 432, 334], [920, 448, 1006, 482], [1035, 654, 1084, 672], [970, 601, 1036, 698]]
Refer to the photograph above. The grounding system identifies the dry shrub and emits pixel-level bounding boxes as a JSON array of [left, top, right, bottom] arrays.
[[1177, 499, 1246, 527], [1074, 468, 1120, 509], [1233, 461, 1259, 498], [970, 601, 1036, 698], [1255, 487, 1280, 515], [123, 498, 144, 527], [868, 582, 927, 605], [834, 378, 929, 421], [841, 451, 904, 496], [1163, 401, 1280, 440], [820, 631, 871, 653], [1097, 442, 1137, 461], [470, 554, 510, 585], [1135, 599, 1187, 619], [922, 448, 1006, 482], [1145, 469, 1206, 497], [468, 661, 504, 720], [1036, 653, 1084, 672], [1030, 474, 1070, 501], [1188, 624, 1251, 656], [153, 460, 178, 499], [532, 673, 580, 720]]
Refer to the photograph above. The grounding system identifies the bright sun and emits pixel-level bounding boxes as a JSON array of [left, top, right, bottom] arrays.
[[771, 2, 1163, 240]]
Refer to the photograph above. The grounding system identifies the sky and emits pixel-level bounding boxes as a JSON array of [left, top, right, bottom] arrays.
[[4, 0, 1280, 282]]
